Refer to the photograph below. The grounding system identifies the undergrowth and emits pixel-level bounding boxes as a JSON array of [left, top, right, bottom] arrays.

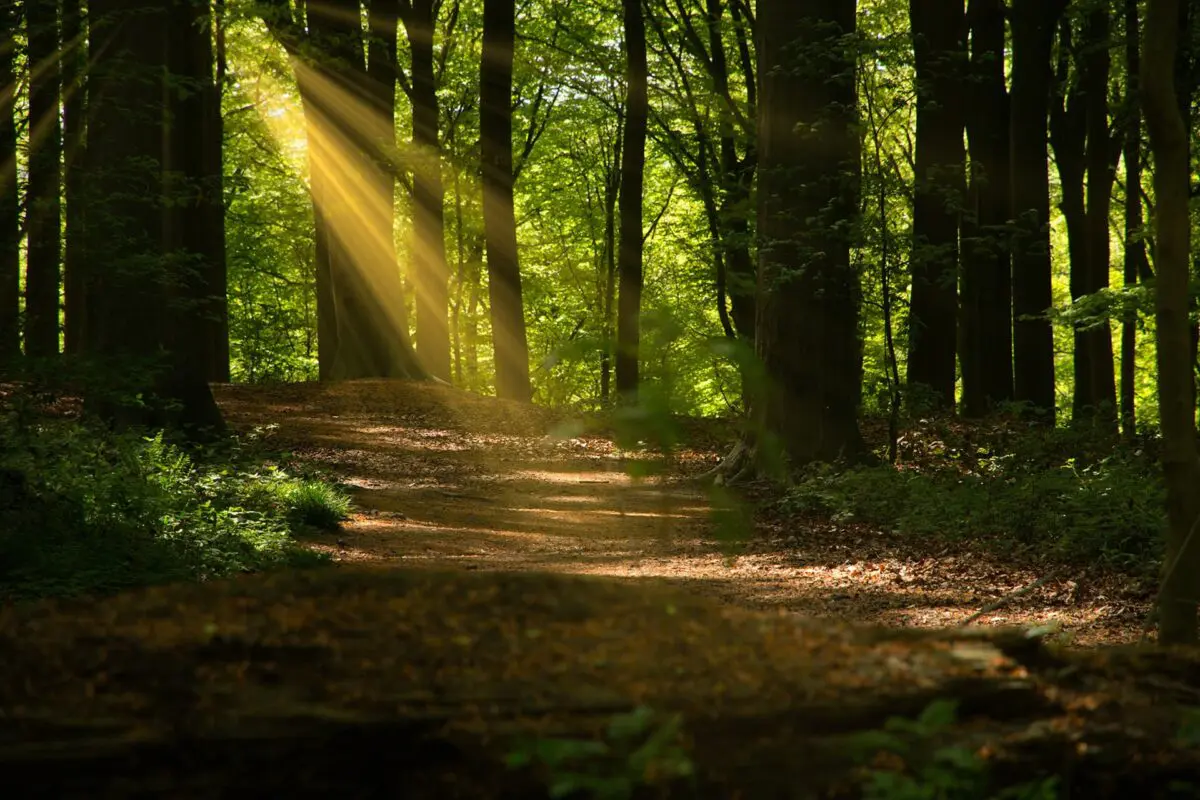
[[0, 409, 341, 601], [782, 419, 1164, 572]]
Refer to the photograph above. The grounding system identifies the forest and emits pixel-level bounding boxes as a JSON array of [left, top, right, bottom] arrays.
[[3, 0, 1200, 795]]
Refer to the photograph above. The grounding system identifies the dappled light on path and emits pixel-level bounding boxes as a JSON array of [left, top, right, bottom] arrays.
[[216, 381, 1151, 648]]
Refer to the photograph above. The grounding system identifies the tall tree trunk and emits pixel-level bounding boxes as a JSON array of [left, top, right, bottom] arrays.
[[1049, 21, 1089, 419], [86, 0, 223, 435], [1143, 0, 1200, 647], [1009, 0, 1064, 419], [404, 0, 452, 381], [1080, 7, 1117, 427], [481, 0, 532, 402], [1122, 0, 1150, 437], [62, 0, 87, 357], [301, 0, 421, 380], [203, 0, 230, 382], [755, 0, 865, 466], [25, 0, 62, 359], [616, 0, 647, 400], [0, 0, 18, 364], [599, 118, 622, 405], [960, 0, 1013, 416], [906, 0, 966, 411]]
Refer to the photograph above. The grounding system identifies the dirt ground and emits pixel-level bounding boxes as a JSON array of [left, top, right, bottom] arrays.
[[216, 381, 1154, 648]]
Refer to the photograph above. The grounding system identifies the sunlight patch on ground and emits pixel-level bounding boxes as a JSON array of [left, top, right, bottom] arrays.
[[508, 469, 634, 485]]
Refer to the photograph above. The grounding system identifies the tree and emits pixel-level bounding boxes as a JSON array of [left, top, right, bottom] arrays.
[[84, 0, 224, 435], [755, 0, 865, 466], [1143, 0, 1200, 646], [0, 1, 17, 363], [1010, 0, 1065, 419], [960, 0, 1013, 416], [616, 0, 648, 400], [25, 0, 62, 359], [906, 0, 965, 411], [404, 0, 453, 381], [263, 0, 425, 381], [1121, 0, 1152, 437], [481, 0, 532, 402], [62, 0, 88, 356]]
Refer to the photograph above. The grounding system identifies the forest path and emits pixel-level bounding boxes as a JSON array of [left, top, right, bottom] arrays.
[[216, 381, 1150, 647]]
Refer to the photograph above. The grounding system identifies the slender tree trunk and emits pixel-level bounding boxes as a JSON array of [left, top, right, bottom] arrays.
[[599, 114, 621, 405], [1009, 0, 1064, 419], [0, 1, 18, 364], [62, 0, 87, 357], [755, 0, 865, 466], [1081, 7, 1117, 427], [1143, 0, 1200, 647], [1049, 21, 1090, 419], [25, 0, 62, 359], [906, 0, 966, 411], [481, 0, 532, 401], [464, 236, 483, 388], [404, 0, 452, 381], [203, 0, 230, 382], [615, 0, 647, 400], [961, 0, 1013, 416], [1122, 0, 1149, 438]]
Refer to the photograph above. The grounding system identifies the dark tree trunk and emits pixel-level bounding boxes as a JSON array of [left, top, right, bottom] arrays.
[[960, 0, 1013, 417], [85, 0, 223, 436], [203, 0, 230, 382], [1080, 7, 1117, 427], [616, 0, 648, 401], [906, 0, 966, 411], [1009, 0, 1065, 420], [755, 0, 865, 466], [0, 1, 17, 364], [481, 0, 532, 402], [1143, 0, 1200, 646], [1048, 21, 1089, 419], [62, 0, 88, 357], [404, 0, 452, 381], [25, 0, 62, 359], [1122, 0, 1150, 437]]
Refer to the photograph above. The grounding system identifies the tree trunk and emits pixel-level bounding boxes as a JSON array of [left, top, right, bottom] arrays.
[[1048, 21, 1089, 420], [481, 0, 532, 402], [1009, 0, 1064, 420], [599, 116, 621, 405], [615, 0, 647, 401], [0, 0, 18, 364], [86, 0, 223, 436], [1143, 0, 1200, 646], [755, 0, 865, 466], [24, 0, 62, 359], [62, 0, 87, 357], [203, 0, 230, 382], [1121, 0, 1150, 438], [960, 0, 1013, 417], [1080, 7, 1117, 428], [906, 0, 966, 411], [404, 0, 452, 381]]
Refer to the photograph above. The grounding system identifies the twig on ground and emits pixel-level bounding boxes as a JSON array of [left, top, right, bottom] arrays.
[[960, 572, 1062, 626]]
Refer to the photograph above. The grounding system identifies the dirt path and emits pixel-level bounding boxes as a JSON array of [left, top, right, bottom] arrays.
[[217, 381, 1152, 647]]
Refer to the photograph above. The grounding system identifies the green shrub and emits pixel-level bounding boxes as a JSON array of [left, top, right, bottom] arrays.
[[0, 414, 331, 601], [782, 446, 1164, 571]]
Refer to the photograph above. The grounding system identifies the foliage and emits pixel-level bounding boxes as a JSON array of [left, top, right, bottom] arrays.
[[782, 424, 1165, 571], [850, 700, 1060, 800], [505, 705, 694, 799], [0, 408, 331, 600]]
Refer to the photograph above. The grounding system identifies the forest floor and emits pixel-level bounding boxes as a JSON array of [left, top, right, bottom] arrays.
[[216, 380, 1153, 649]]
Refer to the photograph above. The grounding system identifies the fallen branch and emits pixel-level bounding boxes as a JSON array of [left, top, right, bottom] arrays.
[[960, 572, 1062, 626]]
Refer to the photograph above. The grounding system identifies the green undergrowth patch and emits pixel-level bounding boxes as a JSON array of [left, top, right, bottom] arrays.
[[0, 411, 336, 601], [783, 419, 1164, 572]]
